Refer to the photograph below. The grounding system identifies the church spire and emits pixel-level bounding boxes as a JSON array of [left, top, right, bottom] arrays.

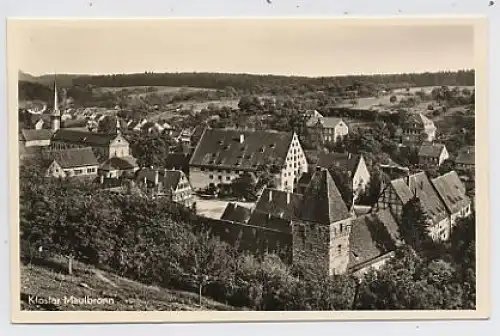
[[51, 74, 61, 131], [115, 116, 122, 135]]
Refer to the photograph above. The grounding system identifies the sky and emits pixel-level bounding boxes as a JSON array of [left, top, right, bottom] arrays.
[[10, 19, 475, 77]]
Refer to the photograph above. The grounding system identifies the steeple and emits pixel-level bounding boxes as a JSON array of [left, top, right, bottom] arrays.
[[51, 74, 61, 131], [115, 116, 122, 135]]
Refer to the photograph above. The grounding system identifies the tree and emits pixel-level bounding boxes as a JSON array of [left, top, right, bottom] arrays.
[[400, 196, 431, 251], [231, 172, 257, 201]]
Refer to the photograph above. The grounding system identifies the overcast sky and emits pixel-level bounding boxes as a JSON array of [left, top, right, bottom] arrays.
[[11, 19, 475, 77]]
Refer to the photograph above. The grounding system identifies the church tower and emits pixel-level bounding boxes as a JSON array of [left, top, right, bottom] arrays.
[[291, 167, 354, 276], [50, 76, 61, 132], [115, 116, 122, 135]]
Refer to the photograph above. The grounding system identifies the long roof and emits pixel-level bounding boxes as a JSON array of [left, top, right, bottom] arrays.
[[306, 117, 344, 128], [391, 172, 448, 224], [247, 210, 293, 234], [348, 209, 402, 270], [189, 128, 293, 170], [316, 152, 361, 173], [418, 144, 446, 158], [220, 203, 252, 223], [52, 128, 122, 146], [298, 168, 351, 225], [99, 156, 138, 171], [254, 188, 303, 221], [431, 171, 471, 215], [20, 129, 54, 142], [44, 147, 99, 168]]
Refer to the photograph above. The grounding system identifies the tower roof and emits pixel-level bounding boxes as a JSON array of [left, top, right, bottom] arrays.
[[299, 168, 351, 225], [51, 78, 60, 117]]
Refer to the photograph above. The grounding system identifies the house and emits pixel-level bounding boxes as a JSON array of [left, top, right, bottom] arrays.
[[305, 117, 349, 143], [455, 146, 475, 172], [130, 118, 148, 132], [347, 209, 403, 276], [316, 152, 370, 197], [373, 172, 453, 241], [43, 147, 99, 178], [51, 128, 131, 162], [303, 109, 324, 119], [19, 129, 53, 148], [220, 203, 252, 223], [401, 113, 437, 143], [136, 168, 195, 207], [418, 143, 449, 167], [430, 171, 472, 235], [98, 156, 139, 179], [189, 128, 308, 192]]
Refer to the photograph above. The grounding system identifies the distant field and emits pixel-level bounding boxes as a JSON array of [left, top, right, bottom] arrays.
[[97, 86, 216, 96], [184, 99, 240, 112], [392, 86, 475, 94]]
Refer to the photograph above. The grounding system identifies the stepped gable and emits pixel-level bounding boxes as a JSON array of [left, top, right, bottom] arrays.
[[298, 167, 350, 225]]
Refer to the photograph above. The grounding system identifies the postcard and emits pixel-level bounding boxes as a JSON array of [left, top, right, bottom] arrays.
[[7, 17, 489, 323]]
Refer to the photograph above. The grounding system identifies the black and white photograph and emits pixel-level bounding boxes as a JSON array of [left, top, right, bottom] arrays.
[[8, 18, 489, 322]]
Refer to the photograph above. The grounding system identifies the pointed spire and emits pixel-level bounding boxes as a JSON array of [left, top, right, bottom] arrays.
[[52, 74, 60, 117], [299, 168, 351, 225], [115, 116, 122, 135]]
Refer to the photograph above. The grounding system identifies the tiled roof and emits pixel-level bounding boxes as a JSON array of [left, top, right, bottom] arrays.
[[455, 147, 475, 166], [247, 210, 292, 234], [418, 144, 446, 158], [403, 113, 435, 129], [299, 168, 351, 225], [254, 188, 303, 221], [316, 152, 361, 174], [44, 147, 99, 168], [391, 172, 448, 224], [189, 128, 293, 171], [348, 209, 402, 270], [306, 117, 343, 128], [20, 129, 53, 142], [99, 156, 138, 171], [136, 168, 187, 192], [63, 118, 89, 129], [52, 129, 121, 146], [431, 171, 471, 215], [220, 203, 252, 223]]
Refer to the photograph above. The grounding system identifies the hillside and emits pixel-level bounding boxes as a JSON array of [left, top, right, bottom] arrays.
[[21, 256, 239, 311]]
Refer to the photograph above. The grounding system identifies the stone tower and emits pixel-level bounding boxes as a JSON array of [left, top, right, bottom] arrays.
[[50, 76, 61, 132], [291, 167, 353, 276]]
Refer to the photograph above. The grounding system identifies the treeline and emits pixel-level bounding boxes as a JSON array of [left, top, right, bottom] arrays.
[[20, 157, 476, 310], [20, 70, 474, 95]]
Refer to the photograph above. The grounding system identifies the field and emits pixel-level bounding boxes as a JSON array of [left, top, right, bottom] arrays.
[[195, 197, 255, 219], [97, 86, 216, 96], [21, 255, 238, 311]]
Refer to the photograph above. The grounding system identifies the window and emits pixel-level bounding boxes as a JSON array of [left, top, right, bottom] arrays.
[[209, 175, 214, 179], [226, 176, 231, 181], [218, 176, 222, 180], [337, 244, 342, 254]]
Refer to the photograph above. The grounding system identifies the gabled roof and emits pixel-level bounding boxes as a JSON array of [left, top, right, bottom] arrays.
[[136, 168, 188, 193], [390, 172, 448, 224], [52, 128, 123, 146], [299, 168, 351, 225], [220, 203, 252, 223], [20, 129, 53, 142], [348, 209, 402, 270], [418, 144, 446, 158], [403, 113, 436, 129], [306, 117, 344, 128], [247, 210, 292, 234], [99, 156, 138, 171], [431, 171, 471, 215], [254, 188, 303, 221], [455, 147, 475, 166], [189, 128, 293, 171], [316, 152, 361, 173], [44, 147, 99, 168]]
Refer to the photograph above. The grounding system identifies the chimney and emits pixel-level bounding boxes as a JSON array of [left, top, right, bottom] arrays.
[[286, 192, 291, 205], [239, 134, 245, 144], [268, 190, 273, 202]]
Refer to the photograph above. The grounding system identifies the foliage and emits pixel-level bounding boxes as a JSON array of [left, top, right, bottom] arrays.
[[400, 196, 432, 251]]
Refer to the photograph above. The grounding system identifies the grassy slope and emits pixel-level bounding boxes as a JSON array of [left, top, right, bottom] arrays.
[[21, 257, 239, 311]]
